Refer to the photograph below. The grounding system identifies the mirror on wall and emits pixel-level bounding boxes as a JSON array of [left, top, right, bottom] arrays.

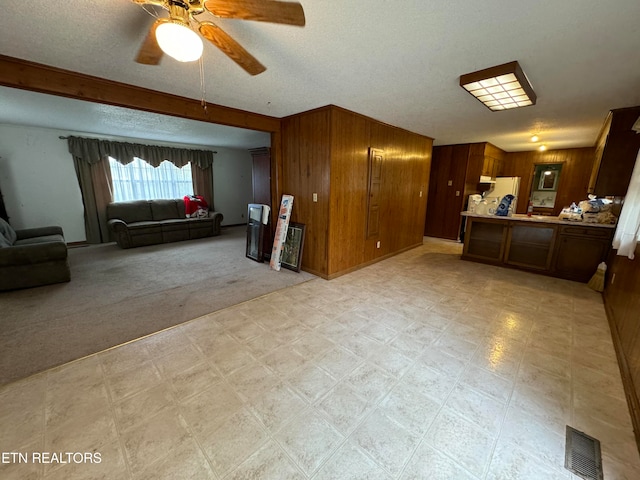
[[530, 163, 563, 209]]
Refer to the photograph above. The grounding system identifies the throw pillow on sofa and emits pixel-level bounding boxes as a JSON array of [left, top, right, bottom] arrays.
[[0, 218, 17, 245]]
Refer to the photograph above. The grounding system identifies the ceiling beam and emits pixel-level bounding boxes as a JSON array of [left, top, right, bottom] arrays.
[[0, 54, 280, 133]]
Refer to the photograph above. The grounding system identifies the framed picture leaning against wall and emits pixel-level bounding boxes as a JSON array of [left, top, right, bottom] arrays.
[[280, 222, 306, 272]]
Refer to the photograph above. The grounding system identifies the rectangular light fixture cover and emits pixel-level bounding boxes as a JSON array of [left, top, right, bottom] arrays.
[[460, 61, 536, 111]]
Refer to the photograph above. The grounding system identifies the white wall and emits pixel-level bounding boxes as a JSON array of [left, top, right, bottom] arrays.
[[0, 124, 86, 241], [0, 123, 261, 242]]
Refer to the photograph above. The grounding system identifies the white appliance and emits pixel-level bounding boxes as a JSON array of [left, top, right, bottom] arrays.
[[484, 176, 520, 205]]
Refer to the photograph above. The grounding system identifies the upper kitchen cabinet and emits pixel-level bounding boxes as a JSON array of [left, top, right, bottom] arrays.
[[588, 105, 640, 196], [481, 143, 506, 179]]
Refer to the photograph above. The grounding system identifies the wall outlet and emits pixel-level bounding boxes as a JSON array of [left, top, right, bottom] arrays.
[[448, 180, 453, 186], [456, 190, 460, 196], [376, 241, 381, 248], [313, 193, 318, 202]]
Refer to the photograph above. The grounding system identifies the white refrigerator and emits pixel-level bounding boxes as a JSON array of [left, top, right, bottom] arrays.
[[485, 176, 520, 204]]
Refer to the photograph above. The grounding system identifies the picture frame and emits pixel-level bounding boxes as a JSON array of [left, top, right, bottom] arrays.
[[280, 222, 306, 272]]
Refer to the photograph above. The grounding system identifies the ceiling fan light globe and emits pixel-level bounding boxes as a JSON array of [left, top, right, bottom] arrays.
[[156, 22, 203, 62]]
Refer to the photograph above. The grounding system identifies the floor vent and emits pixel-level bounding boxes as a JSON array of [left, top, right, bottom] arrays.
[[565, 425, 603, 480]]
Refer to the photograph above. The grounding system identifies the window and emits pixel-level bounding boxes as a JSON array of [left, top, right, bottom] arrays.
[[109, 157, 193, 202]]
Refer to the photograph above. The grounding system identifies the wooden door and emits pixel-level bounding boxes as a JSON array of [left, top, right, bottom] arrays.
[[424, 145, 468, 240], [250, 147, 273, 257]]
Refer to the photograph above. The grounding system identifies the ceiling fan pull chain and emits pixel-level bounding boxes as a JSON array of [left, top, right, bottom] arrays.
[[199, 55, 208, 113]]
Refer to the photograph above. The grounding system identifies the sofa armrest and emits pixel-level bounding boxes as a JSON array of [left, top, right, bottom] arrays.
[[210, 211, 223, 234], [16, 226, 64, 240], [107, 219, 128, 232], [0, 241, 68, 267]]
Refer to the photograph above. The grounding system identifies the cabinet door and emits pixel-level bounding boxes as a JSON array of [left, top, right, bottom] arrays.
[[482, 157, 494, 177], [463, 218, 507, 262], [554, 235, 609, 281], [592, 107, 640, 196], [505, 224, 556, 270], [493, 158, 504, 178]]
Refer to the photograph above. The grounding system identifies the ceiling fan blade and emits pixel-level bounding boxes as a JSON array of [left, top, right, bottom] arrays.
[[135, 19, 165, 65], [198, 22, 266, 75], [204, 0, 305, 26]]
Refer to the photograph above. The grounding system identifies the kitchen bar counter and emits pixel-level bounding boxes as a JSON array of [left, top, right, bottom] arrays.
[[461, 211, 616, 228], [460, 212, 615, 282]]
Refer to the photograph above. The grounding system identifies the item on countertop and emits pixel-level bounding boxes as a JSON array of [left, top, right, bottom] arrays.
[[527, 200, 533, 217], [579, 196, 613, 214], [583, 211, 617, 224], [558, 210, 583, 222], [476, 199, 488, 215], [559, 202, 584, 221], [488, 197, 499, 214], [495, 194, 515, 216], [468, 194, 482, 213]]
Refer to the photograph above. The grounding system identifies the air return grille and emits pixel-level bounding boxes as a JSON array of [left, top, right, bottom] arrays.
[[565, 426, 603, 480]]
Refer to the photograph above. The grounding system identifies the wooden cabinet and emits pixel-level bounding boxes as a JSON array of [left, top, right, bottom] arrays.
[[505, 223, 556, 270], [463, 218, 507, 262], [481, 156, 494, 178], [589, 106, 640, 196], [481, 155, 504, 179], [481, 143, 505, 179], [553, 225, 613, 281], [461, 215, 614, 282]]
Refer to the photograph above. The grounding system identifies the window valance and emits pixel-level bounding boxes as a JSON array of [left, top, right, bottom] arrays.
[[67, 136, 214, 169]]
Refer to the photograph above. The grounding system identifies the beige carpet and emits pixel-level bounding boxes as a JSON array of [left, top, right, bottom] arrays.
[[0, 226, 315, 385]]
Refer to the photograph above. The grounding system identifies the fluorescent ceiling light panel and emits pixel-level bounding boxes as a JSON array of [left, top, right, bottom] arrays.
[[460, 61, 537, 111]]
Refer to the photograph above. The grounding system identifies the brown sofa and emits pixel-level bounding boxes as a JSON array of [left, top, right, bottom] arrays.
[[0, 224, 71, 291], [106, 199, 223, 249]]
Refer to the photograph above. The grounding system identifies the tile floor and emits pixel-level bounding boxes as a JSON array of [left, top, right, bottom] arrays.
[[1, 238, 639, 479]]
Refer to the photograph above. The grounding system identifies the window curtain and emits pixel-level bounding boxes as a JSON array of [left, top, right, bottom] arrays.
[[613, 149, 640, 259], [68, 136, 215, 243], [70, 153, 113, 244], [191, 164, 214, 208]]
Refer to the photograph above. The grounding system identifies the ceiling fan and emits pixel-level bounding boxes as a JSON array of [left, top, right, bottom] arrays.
[[132, 0, 305, 75]]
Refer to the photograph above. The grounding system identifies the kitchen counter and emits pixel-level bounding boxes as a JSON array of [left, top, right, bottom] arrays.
[[460, 212, 615, 282], [461, 211, 616, 229]]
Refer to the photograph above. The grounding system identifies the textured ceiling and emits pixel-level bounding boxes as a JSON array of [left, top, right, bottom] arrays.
[[0, 0, 639, 151]]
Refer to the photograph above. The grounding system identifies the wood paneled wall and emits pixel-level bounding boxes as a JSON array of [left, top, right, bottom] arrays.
[[368, 120, 431, 261], [328, 109, 370, 273], [281, 106, 432, 278], [281, 109, 332, 276], [604, 245, 640, 451], [501, 148, 596, 215]]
